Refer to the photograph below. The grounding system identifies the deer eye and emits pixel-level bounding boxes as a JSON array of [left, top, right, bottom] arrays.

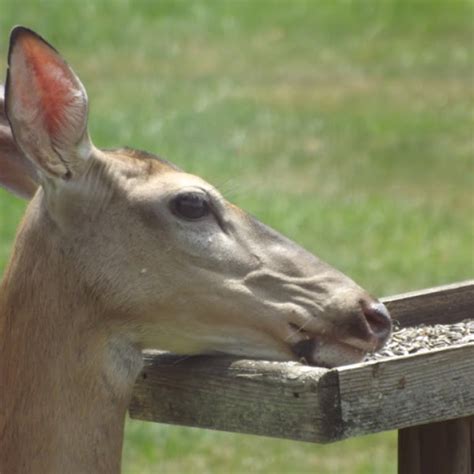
[[170, 192, 211, 220]]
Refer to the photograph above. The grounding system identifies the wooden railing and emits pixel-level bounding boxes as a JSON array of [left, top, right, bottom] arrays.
[[129, 281, 474, 474]]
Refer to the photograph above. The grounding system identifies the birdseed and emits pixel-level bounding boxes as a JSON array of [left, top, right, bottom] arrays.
[[365, 319, 474, 361]]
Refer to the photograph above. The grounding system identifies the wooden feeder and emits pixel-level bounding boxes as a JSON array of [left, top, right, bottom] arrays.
[[130, 281, 474, 474]]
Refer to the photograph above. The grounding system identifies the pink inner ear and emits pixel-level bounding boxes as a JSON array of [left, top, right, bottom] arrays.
[[14, 34, 80, 137]]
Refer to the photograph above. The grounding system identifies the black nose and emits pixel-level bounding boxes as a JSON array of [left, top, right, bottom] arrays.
[[360, 299, 392, 348]]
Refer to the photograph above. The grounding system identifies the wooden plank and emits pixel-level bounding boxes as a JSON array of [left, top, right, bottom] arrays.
[[130, 343, 474, 442], [398, 424, 421, 474], [382, 280, 474, 328], [337, 343, 474, 439], [129, 353, 342, 443], [471, 416, 474, 472], [398, 416, 473, 474]]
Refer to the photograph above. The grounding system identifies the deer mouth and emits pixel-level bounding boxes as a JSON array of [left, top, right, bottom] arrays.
[[287, 323, 375, 368], [284, 297, 392, 367], [290, 336, 367, 367]]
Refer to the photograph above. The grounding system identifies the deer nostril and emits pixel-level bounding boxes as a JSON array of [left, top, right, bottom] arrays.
[[360, 300, 392, 343]]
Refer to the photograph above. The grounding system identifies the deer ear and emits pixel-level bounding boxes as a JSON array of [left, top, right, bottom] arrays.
[[5, 26, 92, 182], [0, 84, 39, 199]]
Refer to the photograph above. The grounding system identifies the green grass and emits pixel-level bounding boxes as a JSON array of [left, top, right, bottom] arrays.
[[1, 1, 473, 472]]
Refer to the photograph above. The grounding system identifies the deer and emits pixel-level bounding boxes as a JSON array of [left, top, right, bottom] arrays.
[[0, 26, 391, 474]]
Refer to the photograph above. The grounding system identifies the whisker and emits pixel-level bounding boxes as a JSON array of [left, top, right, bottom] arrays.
[[212, 176, 255, 202], [284, 322, 310, 342], [217, 181, 246, 201], [171, 354, 195, 365]]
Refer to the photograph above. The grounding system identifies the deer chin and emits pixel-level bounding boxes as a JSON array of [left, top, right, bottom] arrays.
[[200, 324, 369, 368], [291, 337, 367, 368]]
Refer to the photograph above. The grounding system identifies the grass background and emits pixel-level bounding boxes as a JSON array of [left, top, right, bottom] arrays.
[[0, 1, 472, 472]]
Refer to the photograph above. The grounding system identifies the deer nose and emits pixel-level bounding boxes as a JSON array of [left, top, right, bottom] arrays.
[[360, 299, 392, 349]]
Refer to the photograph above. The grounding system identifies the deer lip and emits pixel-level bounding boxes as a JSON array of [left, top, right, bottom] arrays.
[[290, 334, 368, 367]]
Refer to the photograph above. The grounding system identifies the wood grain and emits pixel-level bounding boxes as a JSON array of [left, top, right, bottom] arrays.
[[382, 280, 474, 328], [129, 354, 341, 443], [398, 416, 473, 474], [337, 344, 474, 438]]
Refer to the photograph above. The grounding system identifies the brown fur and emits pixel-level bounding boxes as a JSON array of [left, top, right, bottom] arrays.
[[0, 193, 137, 473]]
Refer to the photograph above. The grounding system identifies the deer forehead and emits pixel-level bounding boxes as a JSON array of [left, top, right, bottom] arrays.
[[128, 169, 220, 203], [101, 149, 219, 201]]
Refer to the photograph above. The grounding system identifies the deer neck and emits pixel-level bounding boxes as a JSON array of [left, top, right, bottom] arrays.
[[0, 196, 143, 474]]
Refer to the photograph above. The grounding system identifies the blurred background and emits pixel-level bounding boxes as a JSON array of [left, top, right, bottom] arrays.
[[1, 1, 472, 473]]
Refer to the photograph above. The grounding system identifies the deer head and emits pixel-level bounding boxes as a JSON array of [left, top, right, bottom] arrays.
[[0, 27, 391, 370]]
